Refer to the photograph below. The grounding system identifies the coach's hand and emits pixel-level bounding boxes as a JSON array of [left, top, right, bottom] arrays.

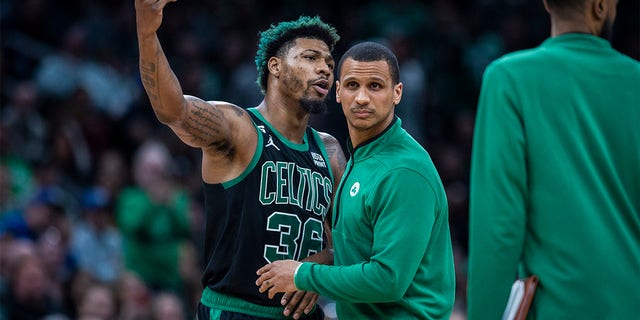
[[135, 0, 177, 38]]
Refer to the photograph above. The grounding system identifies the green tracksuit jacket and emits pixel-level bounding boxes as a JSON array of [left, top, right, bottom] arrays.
[[468, 33, 640, 319], [295, 117, 456, 319]]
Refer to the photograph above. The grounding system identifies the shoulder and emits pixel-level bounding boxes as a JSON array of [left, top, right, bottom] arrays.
[[315, 131, 345, 160], [611, 51, 640, 74], [374, 136, 439, 181], [314, 131, 346, 180], [315, 131, 340, 147], [485, 49, 535, 76], [205, 100, 252, 118]]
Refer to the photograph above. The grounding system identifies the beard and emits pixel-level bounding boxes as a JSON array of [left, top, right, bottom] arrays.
[[281, 72, 329, 114], [300, 97, 328, 114], [599, 17, 614, 41]]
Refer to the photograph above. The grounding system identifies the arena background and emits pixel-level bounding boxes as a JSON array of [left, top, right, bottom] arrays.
[[1, 1, 638, 319]]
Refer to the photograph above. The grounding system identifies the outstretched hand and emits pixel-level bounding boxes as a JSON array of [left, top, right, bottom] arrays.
[[135, 0, 177, 38]]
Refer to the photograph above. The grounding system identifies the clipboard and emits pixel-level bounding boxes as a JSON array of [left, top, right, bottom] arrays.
[[502, 275, 539, 320]]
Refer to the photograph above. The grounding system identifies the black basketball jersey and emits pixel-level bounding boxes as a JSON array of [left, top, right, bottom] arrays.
[[201, 107, 334, 306]]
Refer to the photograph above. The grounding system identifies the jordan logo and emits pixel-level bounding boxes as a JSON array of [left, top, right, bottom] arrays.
[[266, 135, 280, 150]]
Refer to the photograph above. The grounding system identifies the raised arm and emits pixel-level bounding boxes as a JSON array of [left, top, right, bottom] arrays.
[[135, 0, 257, 182], [135, 0, 187, 133]]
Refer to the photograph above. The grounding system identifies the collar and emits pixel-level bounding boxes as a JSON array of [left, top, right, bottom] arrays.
[[543, 32, 612, 50], [347, 116, 401, 162]]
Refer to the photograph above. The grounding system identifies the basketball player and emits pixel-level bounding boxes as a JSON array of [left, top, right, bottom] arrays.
[[256, 41, 456, 319], [135, 0, 346, 319], [467, 0, 640, 318]]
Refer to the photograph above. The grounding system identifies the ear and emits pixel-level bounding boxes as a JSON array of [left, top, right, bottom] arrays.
[[542, 0, 551, 14], [268, 57, 281, 78], [335, 81, 341, 103], [592, 0, 607, 20], [393, 82, 403, 106]]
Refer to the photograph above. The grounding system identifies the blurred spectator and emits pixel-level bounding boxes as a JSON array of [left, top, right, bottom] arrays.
[[47, 89, 95, 190], [150, 291, 187, 320], [116, 271, 152, 320], [0, 241, 66, 320], [0, 159, 34, 215], [75, 283, 118, 320], [116, 141, 191, 295], [0, 80, 49, 164], [388, 30, 429, 145], [94, 150, 129, 198], [34, 24, 139, 119], [1, 186, 67, 241], [70, 186, 123, 283]]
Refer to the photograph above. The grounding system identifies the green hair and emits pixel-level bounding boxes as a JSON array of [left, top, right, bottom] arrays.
[[255, 16, 340, 94]]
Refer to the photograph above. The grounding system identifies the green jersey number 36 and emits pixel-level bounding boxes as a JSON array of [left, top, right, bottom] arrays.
[[264, 212, 324, 263]]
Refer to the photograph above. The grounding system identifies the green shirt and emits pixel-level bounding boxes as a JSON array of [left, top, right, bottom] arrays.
[[468, 33, 640, 319], [117, 186, 191, 291], [296, 118, 455, 319]]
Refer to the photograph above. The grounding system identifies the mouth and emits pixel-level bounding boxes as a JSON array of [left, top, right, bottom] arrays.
[[351, 108, 372, 118], [311, 79, 330, 96]]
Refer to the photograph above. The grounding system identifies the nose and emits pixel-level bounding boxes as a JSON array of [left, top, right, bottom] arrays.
[[317, 61, 332, 77], [355, 89, 369, 105]]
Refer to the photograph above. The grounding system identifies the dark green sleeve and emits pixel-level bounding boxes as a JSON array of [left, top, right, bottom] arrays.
[[468, 62, 528, 320], [296, 169, 438, 302]]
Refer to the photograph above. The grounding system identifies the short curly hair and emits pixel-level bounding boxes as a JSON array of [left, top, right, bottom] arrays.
[[255, 16, 340, 94]]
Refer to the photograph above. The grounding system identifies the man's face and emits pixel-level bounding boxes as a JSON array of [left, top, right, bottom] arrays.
[[336, 58, 402, 143], [279, 38, 335, 114]]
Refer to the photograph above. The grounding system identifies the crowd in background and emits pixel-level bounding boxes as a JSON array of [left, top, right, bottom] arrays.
[[1, 0, 638, 319]]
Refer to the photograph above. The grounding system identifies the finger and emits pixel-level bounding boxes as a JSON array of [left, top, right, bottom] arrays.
[[283, 291, 305, 316], [294, 292, 318, 319], [304, 293, 319, 314], [153, 0, 175, 11], [267, 285, 280, 299], [255, 273, 267, 286], [257, 264, 271, 275], [281, 291, 294, 306], [258, 279, 272, 293], [283, 290, 304, 308]]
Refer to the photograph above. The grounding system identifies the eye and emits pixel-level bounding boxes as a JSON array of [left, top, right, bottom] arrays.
[[369, 82, 382, 90], [345, 81, 358, 89], [305, 55, 317, 61]]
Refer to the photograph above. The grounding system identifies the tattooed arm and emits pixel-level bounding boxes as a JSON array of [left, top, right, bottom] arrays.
[[135, 0, 257, 182], [319, 131, 347, 242], [135, 0, 186, 130]]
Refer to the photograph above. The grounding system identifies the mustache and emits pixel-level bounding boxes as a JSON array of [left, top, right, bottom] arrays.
[[350, 106, 373, 113], [309, 77, 330, 86]]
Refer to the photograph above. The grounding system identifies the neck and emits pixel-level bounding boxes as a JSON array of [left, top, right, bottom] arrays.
[[349, 115, 395, 148], [257, 95, 310, 144], [548, 8, 605, 37], [550, 19, 595, 37]]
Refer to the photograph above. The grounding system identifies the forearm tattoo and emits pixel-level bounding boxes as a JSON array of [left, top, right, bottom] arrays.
[[140, 59, 158, 102]]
